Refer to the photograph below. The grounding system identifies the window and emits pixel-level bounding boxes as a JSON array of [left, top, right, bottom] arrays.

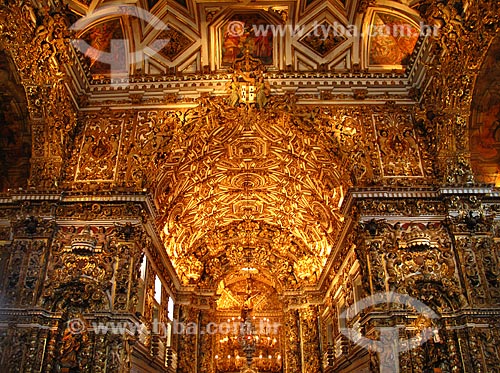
[[326, 322, 334, 345], [136, 255, 147, 315], [338, 301, 346, 331], [154, 275, 162, 304], [140, 256, 147, 280], [353, 276, 363, 314], [167, 296, 174, 321]]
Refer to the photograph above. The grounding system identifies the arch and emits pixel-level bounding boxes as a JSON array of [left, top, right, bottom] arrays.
[[470, 35, 500, 185], [0, 51, 31, 192]]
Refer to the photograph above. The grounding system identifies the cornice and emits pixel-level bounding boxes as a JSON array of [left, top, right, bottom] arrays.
[[1, 185, 498, 300], [79, 72, 415, 108], [0, 191, 157, 216], [340, 185, 500, 216], [62, 30, 433, 109]]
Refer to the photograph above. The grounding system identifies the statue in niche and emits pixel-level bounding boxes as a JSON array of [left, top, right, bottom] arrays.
[[59, 325, 87, 371]]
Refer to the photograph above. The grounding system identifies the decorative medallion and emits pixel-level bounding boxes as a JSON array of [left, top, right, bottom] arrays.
[[372, 112, 424, 177]]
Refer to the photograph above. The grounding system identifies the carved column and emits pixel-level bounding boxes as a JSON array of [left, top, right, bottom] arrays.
[[299, 305, 321, 373], [284, 309, 301, 373], [415, 1, 500, 183], [198, 310, 215, 373], [176, 305, 198, 373]]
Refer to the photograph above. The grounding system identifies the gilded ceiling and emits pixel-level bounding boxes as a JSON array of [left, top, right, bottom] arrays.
[[154, 98, 347, 289], [1, 1, 500, 371], [63, 84, 433, 291], [1, 0, 497, 297]]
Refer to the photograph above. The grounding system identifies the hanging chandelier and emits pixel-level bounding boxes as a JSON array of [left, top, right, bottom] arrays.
[[240, 306, 257, 366], [239, 275, 257, 367], [215, 272, 282, 372]]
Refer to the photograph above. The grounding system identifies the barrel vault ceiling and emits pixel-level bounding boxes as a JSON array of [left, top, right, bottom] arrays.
[[56, 0, 428, 296]]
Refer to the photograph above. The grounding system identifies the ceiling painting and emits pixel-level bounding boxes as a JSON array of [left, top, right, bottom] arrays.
[[78, 18, 127, 77], [368, 12, 419, 66], [299, 21, 347, 57], [66, 1, 428, 75], [222, 13, 274, 66]]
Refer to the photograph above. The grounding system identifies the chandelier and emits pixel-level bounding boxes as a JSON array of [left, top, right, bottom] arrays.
[[215, 259, 281, 371], [240, 303, 257, 366], [215, 280, 281, 373], [239, 274, 257, 367], [240, 175, 257, 370]]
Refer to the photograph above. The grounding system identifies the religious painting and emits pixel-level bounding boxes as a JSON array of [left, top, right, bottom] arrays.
[[221, 13, 273, 66], [299, 21, 346, 57], [78, 19, 127, 77], [75, 115, 125, 182], [368, 12, 419, 66]]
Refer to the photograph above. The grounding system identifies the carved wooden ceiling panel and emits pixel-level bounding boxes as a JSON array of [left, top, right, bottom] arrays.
[[154, 100, 347, 289], [216, 275, 282, 312], [61, 95, 434, 291], [66, 0, 423, 77]]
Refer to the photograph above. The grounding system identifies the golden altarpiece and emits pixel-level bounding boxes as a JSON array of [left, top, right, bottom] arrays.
[[0, 0, 499, 372]]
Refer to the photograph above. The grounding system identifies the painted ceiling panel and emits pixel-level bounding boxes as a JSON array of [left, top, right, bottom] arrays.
[[367, 12, 419, 66], [67, 0, 424, 77], [78, 18, 128, 78]]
